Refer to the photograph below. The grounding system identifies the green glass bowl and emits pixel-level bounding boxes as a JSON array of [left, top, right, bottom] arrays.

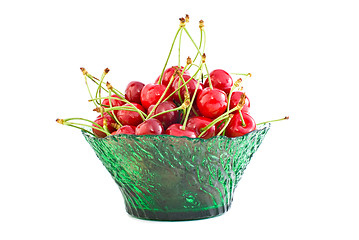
[[82, 123, 270, 221]]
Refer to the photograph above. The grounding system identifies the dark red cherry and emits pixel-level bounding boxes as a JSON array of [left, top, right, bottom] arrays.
[[229, 91, 250, 113], [117, 103, 145, 126], [186, 116, 215, 139], [125, 81, 145, 104], [140, 83, 170, 110], [92, 113, 116, 138], [204, 69, 233, 94], [135, 118, 164, 135], [111, 125, 136, 135], [165, 124, 197, 138], [196, 87, 228, 119], [147, 101, 179, 129], [171, 75, 202, 103], [225, 112, 256, 137], [156, 66, 190, 86]]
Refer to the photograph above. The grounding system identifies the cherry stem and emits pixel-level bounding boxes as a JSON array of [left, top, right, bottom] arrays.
[[58, 118, 110, 136], [257, 116, 289, 125], [198, 114, 230, 138], [216, 114, 234, 136], [104, 106, 147, 119], [95, 70, 109, 111], [178, 28, 183, 67], [238, 110, 246, 127], [107, 90, 122, 127], [149, 104, 187, 119], [226, 78, 242, 112], [187, 29, 203, 71], [84, 75, 99, 108], [158, 28, 182, 85], [181, 73, 201, 130]]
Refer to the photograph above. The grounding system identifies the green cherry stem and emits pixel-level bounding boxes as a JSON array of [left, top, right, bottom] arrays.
[[178, 28, 183, 67], [226, 78, 242, 112], [56, 118, 110, 136], [216, 114, 234, 136], [257, 116, 289, 125], [198, 114, 230, 138], [149, 102, 189, 119], [95, 68, 110, 108], [107, 90, 122, 127], [181, 75, 201, 130]]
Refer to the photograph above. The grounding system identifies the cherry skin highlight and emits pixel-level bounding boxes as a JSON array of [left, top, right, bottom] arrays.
[[204, 69, 233, 94], [229, 91, 250, 113], [125, 81, 145, 104], [140, 83, 170, 110], [135, 118, 164, 135], [111, 125, 136, 135], [165, 124, 197, 138], [117, 103, 145, 126], [225, 112, 256, 137], [196, 87, 228, 119], [186, 116, 215, 139]]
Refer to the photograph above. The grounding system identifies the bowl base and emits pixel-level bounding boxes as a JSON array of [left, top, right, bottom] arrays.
[[126, 204, 231, 221]]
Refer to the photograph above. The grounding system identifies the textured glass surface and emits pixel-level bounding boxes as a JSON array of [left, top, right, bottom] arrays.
[[82, 123, 270, 221]]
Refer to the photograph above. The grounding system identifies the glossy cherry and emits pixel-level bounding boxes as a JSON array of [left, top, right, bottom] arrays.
[[229, 91, 250, 113], [171, 75, 202, 103], [225, 112, 256, 138], [111, 125, 136, 135], [186, 116, 215, 139], [92, 113, 116, 138], [147, 101, 179, 129], [196, 87, 228, 119], [117, 103, 145, 126], [156, 66, 190, 86], [135, 118, 164, 135], [204, 69, 233, 94], [140, 83, 170, 110], [165, 124, 197, 138], [125, 81, 145, 104]]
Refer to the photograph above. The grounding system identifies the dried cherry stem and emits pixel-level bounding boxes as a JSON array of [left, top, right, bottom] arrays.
[[158, 25, 182, 85], [56, 118, 110, 136], [181, 76, 201, 130], [257, 116, 289, 125], [216, 114, 234, 136]]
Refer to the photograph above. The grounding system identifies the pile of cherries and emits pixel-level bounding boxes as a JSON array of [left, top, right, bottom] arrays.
[[57, 15, 284, 139]]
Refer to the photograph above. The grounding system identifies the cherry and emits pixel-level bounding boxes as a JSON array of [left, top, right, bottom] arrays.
[[156, 66, 190, 86], [140, 83, 170, 110], [135, 118, 164, 135], [196, 87, 228, 118], [186, 116, 215, 139], [204, 69, 233, 94], [92, 113, 116, 138], [111, 125, 136, 135], [225, 112, 256, 137], [125, 81, 145, 104], [171, 75, 202, 104], [229, 91, 250, 113], [147, 101, 179, 129], [101, 94, 124, 116], [165, 124, 197, 138], [117, 103, 145, 126]]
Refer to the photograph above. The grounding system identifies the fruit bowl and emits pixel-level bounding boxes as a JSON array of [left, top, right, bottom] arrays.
[[82, 123, 271, 221]]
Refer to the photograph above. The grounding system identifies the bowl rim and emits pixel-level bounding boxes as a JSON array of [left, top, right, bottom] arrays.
[[81, 123, 270, 142]]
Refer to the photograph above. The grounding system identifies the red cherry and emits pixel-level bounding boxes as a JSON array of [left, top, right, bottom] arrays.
[[186, 116, 215, 139], [204, 69, 233, 94], [111, 125, 136, 135], [165, 124, 197, 138], [140, 83, 170, 110], [125, 81, 145, 104], [135, 119, 164, 135], [147, 101, 179, 129], [101, 94, 124, 116], [171, 75, 202, 103], [156, 66, 190, 86], [117, 103, 145, 126], [196, 87, 228, 118], [225, 112, 256, 137], [92, 113, 116, 138], [229, 91, 250, 113]]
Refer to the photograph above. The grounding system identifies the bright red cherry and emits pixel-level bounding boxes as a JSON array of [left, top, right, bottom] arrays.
[[140, 83, 170, 110], [204, 69, 233, 94], [117, 103, 145, 126], [156, 66, 190, 86], [186, 116, 215, 139], [111, 125, 136, 135], [92, 113, 116, 138], [196, 87, 228, 119], [135, 118, 164, 135], [125, 81, 145, 104], [229, 91, 250, 113], [171, 75, 202, 103], [147, 101, 179, 129], [225, 112, 256, 138], [165, 124, 197, 138]]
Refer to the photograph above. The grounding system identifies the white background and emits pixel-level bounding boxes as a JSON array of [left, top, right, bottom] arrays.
[[1, 0, 358, 239]]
